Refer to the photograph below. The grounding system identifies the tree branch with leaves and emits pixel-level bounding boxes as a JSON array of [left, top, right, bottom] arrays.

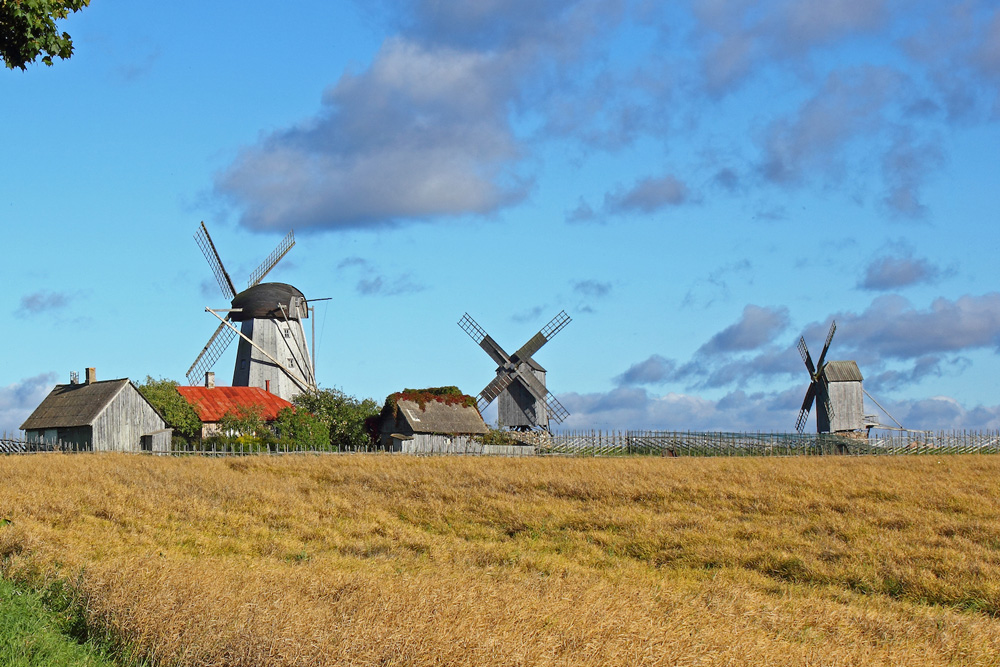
[[1, 0, 91, 70]]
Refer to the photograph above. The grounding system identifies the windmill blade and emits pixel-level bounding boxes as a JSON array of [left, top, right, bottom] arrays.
[[186, 319, 236, 385], [795, 382, 817, 433], [458, 313, 511, 366], [477, 372, 515, 412], [247, 230, 295, 289], [513, 362, 549, 403], [513, 364, 570, 425], [512, 310, 571, 363], [544, 393, 570, 424], [815, 320, 837, 372], [821, 380, 836, 425], [195, 222, 236, 300], [797, 336, 816, 376]]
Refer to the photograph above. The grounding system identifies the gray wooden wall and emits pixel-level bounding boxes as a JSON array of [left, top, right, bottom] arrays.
[[92, 384, 167, 452], [498, 369, 548, 428], [818, 381, 864, 433], [232, 318, 313, 401]]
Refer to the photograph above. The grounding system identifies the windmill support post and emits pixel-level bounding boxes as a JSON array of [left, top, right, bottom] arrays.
[[862, 389, 905, 430]]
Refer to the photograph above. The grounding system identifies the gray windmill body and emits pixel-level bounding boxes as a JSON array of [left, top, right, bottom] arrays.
[[187, 223, 316, 402], [229, 282, 313, 401], [499, 358, 548, 428], [795, 322, 866, 434], [459, 311, 571, 431]]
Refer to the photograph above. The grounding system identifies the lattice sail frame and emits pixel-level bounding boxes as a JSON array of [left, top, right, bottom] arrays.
[[795, 320, 838, 433]]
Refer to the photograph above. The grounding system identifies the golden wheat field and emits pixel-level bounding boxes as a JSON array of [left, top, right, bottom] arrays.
[[1, 453, 999, 666]]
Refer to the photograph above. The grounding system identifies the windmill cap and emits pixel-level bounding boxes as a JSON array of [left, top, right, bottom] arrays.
[[230, 282, 307, 321], [821, 360, 863, 382]]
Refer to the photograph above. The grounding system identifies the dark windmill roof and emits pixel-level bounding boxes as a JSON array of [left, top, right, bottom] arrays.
[[20, 379, 131, 430], [230, 282, 306, 321], [821, 360, 863, 383], [392, 399, 489, 435]]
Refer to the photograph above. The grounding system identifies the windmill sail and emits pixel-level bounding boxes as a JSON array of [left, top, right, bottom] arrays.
[[187, 321, 236, 385], [794, 320, 841, 433], [247, 230, 295, 289], [512, 310, 571, 362], [195, 222, 236, 300], [459, 313, 511, 366], [477, 373, 515, 412]]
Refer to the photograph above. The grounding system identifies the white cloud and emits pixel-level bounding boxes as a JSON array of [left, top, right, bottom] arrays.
[[215, 39, 527, 231], [0, 373, 58, 435]]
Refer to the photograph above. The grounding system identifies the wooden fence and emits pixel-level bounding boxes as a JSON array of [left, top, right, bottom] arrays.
[[531, 429, 1000, 457], [2, 430, 999, 458]]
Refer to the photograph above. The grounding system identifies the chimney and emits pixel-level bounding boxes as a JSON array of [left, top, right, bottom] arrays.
[[69, 371, 79, 385], [85, 367, 96, 385], [205, 371, 215, 388], [265, 379, 271, 394]]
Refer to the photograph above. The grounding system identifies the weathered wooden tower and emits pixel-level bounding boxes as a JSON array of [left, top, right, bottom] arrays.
[[795, 321, 867, 434], [186, 222, 316, 402], [458, 311, 571, 431]]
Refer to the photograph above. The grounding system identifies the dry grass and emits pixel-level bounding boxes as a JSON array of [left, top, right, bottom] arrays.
[[1, 453, 999, 666]]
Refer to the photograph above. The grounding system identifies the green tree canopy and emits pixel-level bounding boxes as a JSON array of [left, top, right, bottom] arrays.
[[137, 376, 202, 443], [1, 0, 91, 70], [292, 388, 380, 451], [275, 407, 329, 451]]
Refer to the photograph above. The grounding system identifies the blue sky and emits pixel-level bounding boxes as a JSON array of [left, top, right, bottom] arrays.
[[2, 0, 999, 434]]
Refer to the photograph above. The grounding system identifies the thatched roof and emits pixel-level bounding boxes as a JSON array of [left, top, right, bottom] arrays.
[[21, 379, 130, 430], [390, 399, 488, 436]]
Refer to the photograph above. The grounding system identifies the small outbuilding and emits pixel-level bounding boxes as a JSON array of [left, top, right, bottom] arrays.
[[176, 379, 294, 439], [20, 368, 169, 452], [377, 387, 534, 456]]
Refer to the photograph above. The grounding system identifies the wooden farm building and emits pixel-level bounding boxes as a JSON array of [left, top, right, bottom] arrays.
[[20, 368, 170, 452], [817, 360, 866, 433], [177, 376, 293, 439], [377, 388, 534, 456]]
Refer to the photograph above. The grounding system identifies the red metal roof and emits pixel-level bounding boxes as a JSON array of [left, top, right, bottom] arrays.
[[176, 386, 294, 423]]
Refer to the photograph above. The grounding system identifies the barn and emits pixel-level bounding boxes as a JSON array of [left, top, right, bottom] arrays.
[[20, 368, 170, 452], [377, 388, 534, 456]]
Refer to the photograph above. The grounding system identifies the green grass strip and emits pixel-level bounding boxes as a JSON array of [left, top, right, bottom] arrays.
[[0, 577, 117, 667]]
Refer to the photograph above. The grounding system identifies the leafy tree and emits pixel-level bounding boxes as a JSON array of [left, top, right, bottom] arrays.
[[137, 376, 202, 444], [274, 407, 330, 451], [292, 387, 380, 451], [1, 0, 91, 70]]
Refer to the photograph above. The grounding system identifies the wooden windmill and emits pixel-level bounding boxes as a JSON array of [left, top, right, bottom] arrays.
[[187, 222, 316, 401], [459, 311, 571, 431], [795, 321, 866, 434]]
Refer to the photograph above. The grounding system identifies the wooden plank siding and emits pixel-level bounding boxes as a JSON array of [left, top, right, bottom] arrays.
[[498, 368, 548, 428], [90, 383, 167, 452], [818, 381, 865, 433], [232, 318, 312, 402]]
